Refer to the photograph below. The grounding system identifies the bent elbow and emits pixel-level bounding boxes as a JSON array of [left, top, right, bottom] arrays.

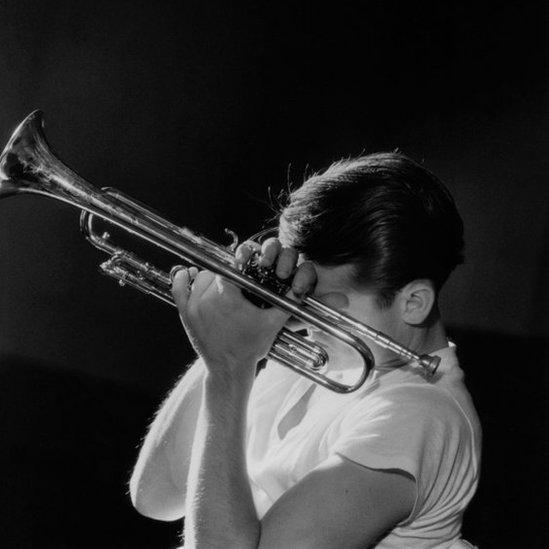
[[129, 473, 185, 522], [132, 496, 185, 522]]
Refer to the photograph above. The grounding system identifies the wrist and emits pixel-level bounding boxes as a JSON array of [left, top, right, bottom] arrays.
[[203, 359, 256, 399]]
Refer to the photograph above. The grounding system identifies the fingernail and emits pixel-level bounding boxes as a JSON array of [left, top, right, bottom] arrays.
[[170, 266, 186, 282], [292, 285, 304, 296]]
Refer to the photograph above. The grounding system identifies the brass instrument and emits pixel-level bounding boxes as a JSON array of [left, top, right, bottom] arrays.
[[0, 111, 440, 393]]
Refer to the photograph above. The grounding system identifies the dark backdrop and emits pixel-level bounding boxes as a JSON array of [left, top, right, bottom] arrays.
[[0, 1, 547, 547]]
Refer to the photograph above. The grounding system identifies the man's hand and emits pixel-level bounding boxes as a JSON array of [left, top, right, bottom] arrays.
[[170, 238, 317, 546], [170, 237, 316, 386]]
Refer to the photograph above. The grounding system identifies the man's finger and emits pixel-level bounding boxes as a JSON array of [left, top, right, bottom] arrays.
[[259, 237, 281, 268], [190, 270, 216, 300], [171, 267, 192, 312], [291, 261, 317, 297], [234, 241, 260, 269], [275, 246, 298, 279]]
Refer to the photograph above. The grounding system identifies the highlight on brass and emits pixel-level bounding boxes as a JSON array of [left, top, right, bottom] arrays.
[[0, 111, 441, 393]]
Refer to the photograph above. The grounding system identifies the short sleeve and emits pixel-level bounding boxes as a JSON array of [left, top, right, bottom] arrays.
[[331, 384, 472, 523]]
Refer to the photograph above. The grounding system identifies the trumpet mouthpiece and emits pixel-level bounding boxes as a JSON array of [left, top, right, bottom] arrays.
[[419, 354, 441, 376]]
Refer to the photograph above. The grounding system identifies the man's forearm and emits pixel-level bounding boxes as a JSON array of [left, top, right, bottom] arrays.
[[184, 367, 259, 548]]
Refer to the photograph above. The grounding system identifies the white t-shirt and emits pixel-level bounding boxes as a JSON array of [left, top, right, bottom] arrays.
[[246, 345, 482, 548]]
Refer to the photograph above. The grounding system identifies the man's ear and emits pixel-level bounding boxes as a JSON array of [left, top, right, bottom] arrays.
[[398, 279, 436, 326]]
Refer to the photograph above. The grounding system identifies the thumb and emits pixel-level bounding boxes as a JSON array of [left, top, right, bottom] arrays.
[[171, 267, 192, 313]]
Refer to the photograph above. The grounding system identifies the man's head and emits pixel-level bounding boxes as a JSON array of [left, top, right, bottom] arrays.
[[279, 153, 463, 306], [278, 153, 464, 364]]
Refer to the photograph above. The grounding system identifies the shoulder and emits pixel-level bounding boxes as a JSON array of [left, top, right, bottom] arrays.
[[331, 377, 477, 476], [348, 352, 479, 434], [344, 379, 468, 431]]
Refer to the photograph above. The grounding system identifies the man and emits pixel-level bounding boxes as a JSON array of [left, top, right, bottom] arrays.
[[129, 153, 481, 548]]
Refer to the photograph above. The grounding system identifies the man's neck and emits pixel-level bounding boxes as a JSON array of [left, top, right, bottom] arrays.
[[377, 318, 449, 369], [420, 320, 448, 354], [406, 302, 448, 353]]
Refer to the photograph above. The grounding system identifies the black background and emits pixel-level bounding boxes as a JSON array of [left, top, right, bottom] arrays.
[[0, 1, 547, 547]]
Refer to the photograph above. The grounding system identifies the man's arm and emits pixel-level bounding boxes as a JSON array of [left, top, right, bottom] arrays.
[[183, 364, 260, 547], [259, 455, 415, 548], [184, 362, 415, 549], [129, 358, 206, 521]]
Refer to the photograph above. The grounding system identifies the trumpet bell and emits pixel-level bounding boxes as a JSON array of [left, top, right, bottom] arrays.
[[0, 110, 102, 210], [1, 110, 46, 194]]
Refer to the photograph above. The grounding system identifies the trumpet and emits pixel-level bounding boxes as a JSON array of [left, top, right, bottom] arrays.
[[0, 111, 440, 393]]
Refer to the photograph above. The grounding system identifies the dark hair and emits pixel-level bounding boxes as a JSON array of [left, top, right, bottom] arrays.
[[278, 153, 464, 307]]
